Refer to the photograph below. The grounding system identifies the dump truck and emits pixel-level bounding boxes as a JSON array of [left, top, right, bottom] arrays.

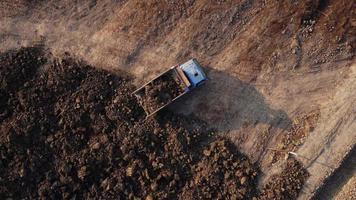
[[132, 59, 206, 118]]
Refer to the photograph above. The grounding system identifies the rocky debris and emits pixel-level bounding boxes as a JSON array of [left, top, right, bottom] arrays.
[[258, 158, 309, 200], [0, 47, 308, 199], [271, 110, 320, 163], [180, 139, 258, 200]]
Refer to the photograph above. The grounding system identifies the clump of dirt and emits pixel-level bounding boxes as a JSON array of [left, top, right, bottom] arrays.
[[139, 71, 185, 114], [0, 47, 46, 122], [258, 158, 309, 200], [0, 47, 308, 199], [181, 138, 259, 199], [271, 110, 320, 163], [282, 110, 320, 149]]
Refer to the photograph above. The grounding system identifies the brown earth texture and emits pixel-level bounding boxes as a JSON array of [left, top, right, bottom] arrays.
[[0, 0, 355, 200], [139, 71, 185, 114], [0, 47, 307, 200]]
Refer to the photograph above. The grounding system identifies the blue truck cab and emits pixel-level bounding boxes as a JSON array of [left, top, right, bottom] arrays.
[[179, 58, 207, 88]]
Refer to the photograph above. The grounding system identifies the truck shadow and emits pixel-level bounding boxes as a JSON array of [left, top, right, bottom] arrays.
[[171, 66, 292, 132]]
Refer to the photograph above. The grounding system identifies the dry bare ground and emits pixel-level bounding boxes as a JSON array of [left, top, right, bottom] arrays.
[[1, 0, 355, 199]]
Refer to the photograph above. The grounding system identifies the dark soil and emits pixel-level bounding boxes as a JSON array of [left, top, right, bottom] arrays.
[[180, 139, 259, 199], [0, 47, 308, 200], [139, 71, 184, 115]]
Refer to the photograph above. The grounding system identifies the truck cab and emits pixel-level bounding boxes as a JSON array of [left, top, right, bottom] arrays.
[[179, 58, 206, 88]]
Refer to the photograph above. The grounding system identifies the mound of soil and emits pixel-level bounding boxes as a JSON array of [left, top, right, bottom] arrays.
[[140, 71, 185, 115], [0, 47, 308, 199], [258, 158, 309, 200], [181, 139, 259, 199]]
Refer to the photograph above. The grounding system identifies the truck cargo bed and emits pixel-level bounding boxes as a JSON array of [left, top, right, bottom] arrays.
[[133, 67, 187, 117]]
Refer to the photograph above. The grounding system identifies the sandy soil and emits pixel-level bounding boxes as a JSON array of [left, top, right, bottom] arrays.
[[334, 177, 356, 200], [1, 0, 355, 199], [313, 147, 356, 199]]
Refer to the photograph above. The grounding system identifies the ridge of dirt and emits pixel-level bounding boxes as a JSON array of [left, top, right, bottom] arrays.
[[333, 177, 356, 200], [0, 47, 309, 199], [268, 110, 321, 164]]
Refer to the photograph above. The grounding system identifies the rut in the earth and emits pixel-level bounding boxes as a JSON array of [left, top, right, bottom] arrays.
[[0, 47, 308, 200]]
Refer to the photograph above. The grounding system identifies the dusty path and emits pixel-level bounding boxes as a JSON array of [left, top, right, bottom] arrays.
[[1, 0, 355, 199]]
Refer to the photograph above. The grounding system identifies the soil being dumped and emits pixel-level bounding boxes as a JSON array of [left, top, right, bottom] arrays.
[[0, 47, 308, 199], [139, 71, 185, 115]]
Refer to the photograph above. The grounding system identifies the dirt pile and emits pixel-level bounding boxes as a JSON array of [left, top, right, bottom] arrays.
[[0, 47, 46, 121], [270, 110, 321, 163], [139, 71, 184, 114], [181, 139, 259, 199], [258, 158, 309, 200], [0, 47, 308, 199]]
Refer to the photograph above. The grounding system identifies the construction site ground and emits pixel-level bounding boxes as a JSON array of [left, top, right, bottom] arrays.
[[0, 0, 355, 199]]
